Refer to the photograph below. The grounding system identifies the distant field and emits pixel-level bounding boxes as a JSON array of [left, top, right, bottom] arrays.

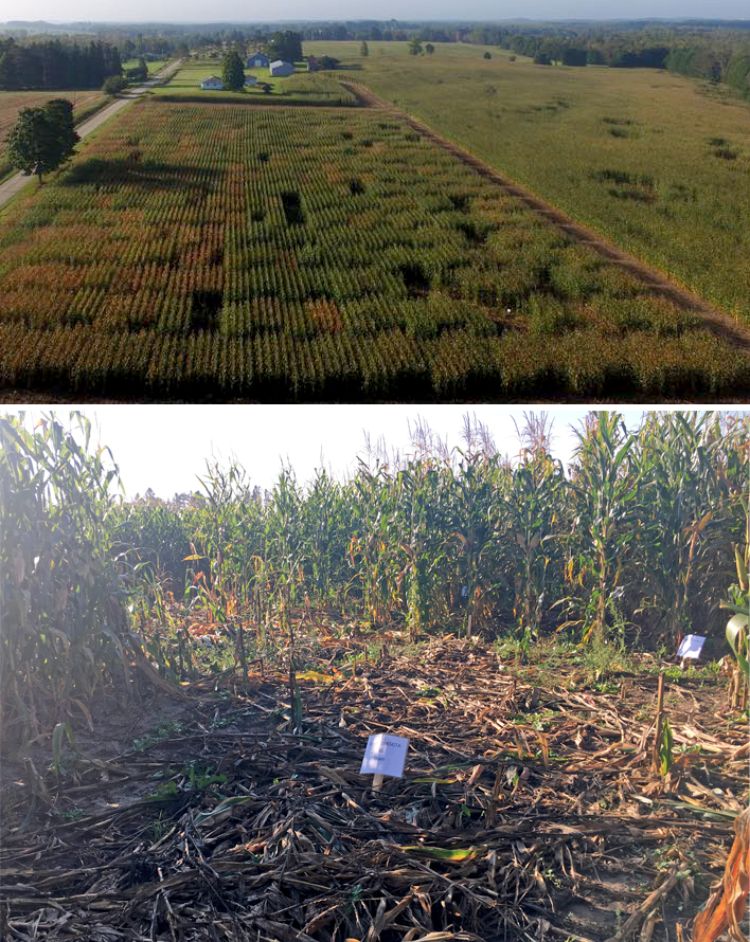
[[0, 90, 105, 179], [151, 58, 356, 105], [0, 99, 747, 402], [305, 41, 750, 319], [122, 58, 169, 74]]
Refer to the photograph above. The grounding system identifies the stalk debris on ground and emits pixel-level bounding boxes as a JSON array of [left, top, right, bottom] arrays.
[[1, 634, 745, 942]]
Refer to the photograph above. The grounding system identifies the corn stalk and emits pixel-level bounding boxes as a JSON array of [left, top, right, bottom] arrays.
[[0, 413, 129, 750]]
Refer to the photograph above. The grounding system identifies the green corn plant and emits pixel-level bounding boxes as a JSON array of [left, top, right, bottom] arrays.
[[299, 469, 358, 611], [566, 412, 643, 645], [632, 412, 726, 646], [193, 459, 263, 613], [51, 721, 75, 777], [350, 462, 401, 628], [658, 717, 674, 778], [0, 413, 129, 749], [504, 445, 565, 639], [447, 450, 504, 638], [724, 494, 749, 685], [395, 459, 448, 640]]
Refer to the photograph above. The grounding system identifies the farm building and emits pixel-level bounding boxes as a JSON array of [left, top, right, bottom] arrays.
[[247, 51, 269, 68], [200, 76, 224, 90], [244, 75, 258, 87], [306, 55, 320, 72], [269, 60, 295, 77]]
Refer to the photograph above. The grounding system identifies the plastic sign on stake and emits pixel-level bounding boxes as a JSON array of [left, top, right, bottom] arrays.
[[676, 634, 706, 660], [360, 733, 409, 791]]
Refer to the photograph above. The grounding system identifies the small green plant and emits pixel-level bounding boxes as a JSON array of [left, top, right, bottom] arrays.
[[60, 807, 85, 821], [147, 780, 180, 801], [186, 762, 227, 791], [51, 721, 76, 777], [344, 882, 365, 916], [579, 636, 633, 683], [658, 717, 674, 777], [592, 679, 620, 694], [133, 721, 184, 752], [149, 812, 170, 842]]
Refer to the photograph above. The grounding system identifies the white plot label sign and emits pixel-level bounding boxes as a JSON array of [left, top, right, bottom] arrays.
[[360, 734, 409, 779], [677, 634, 706, 660]]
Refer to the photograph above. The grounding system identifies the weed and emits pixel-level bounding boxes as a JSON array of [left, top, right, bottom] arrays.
[[133, 721, 184, 753]]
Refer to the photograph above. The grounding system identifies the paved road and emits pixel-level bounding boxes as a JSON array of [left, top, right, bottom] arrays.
[[0, 61, 181, 212]]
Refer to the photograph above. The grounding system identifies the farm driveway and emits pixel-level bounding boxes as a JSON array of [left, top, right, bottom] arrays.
[[0, 61, 182, 212]]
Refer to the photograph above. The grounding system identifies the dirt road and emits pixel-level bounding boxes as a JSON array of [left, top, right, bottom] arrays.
[[0, 61, 181, 213], [343, 82, 750, 352]]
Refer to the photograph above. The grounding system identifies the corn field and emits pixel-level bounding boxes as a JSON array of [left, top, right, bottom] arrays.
[[2, 410, 747, 749], [1, 102, 748, 399], [0, 415, 128, 748], [117, 411, 748, 644]]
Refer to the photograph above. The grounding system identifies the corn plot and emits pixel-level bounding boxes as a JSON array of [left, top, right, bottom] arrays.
[[0, 101, 747, 400]]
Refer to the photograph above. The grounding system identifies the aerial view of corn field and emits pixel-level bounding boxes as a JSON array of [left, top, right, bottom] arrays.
[[1, 19, 750, 401], [1, 408, 748, 941], [305, 41, 750, 321], [1, 99, 749, 401]]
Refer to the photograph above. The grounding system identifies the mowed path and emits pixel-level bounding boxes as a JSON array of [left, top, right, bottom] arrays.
[[0, 61, 181, 212], [343, 81, 750, 352]]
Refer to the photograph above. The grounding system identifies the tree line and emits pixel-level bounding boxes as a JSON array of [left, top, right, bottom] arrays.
[[3, 21, 747, 97], [0, 37, 121, 90], [462, 25, 750, 98]]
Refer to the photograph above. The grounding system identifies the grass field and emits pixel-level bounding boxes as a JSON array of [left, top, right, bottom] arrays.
[[151, 57, 356, 105], [305, 41, 750, 320], [122, 57, 169, 74], [0, 89, 106, 179], [0, 99, 747, 401]]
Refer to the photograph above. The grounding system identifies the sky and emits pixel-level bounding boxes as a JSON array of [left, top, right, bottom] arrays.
[[0, 405, 721, 499], [3, 5, 750, 22]]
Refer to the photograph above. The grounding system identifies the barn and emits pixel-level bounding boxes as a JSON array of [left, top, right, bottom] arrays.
[[247, 51, 269, 68], [269, 60, 295, 77], [200, 76, 224, 90]]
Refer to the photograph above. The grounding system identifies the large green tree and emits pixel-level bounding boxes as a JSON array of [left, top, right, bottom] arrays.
[[222, 51, 245, 91], [6, 98, 79, 183], [267, 31, 303, 63]]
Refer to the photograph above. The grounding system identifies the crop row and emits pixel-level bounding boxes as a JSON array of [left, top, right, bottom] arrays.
[[1, 322, 748, 401]]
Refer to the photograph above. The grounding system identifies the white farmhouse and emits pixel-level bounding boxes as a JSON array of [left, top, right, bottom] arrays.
[[200, 76, 224, 90], [269, 60, 295, 77]]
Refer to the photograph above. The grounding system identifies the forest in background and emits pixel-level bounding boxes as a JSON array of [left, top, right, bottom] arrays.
[[0, 37, 121, 89], [1, 20, 749, 98]]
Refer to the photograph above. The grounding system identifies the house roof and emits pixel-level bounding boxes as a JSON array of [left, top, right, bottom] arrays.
[[270, 60, 292, 68], [202, 76, 223, 83]]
